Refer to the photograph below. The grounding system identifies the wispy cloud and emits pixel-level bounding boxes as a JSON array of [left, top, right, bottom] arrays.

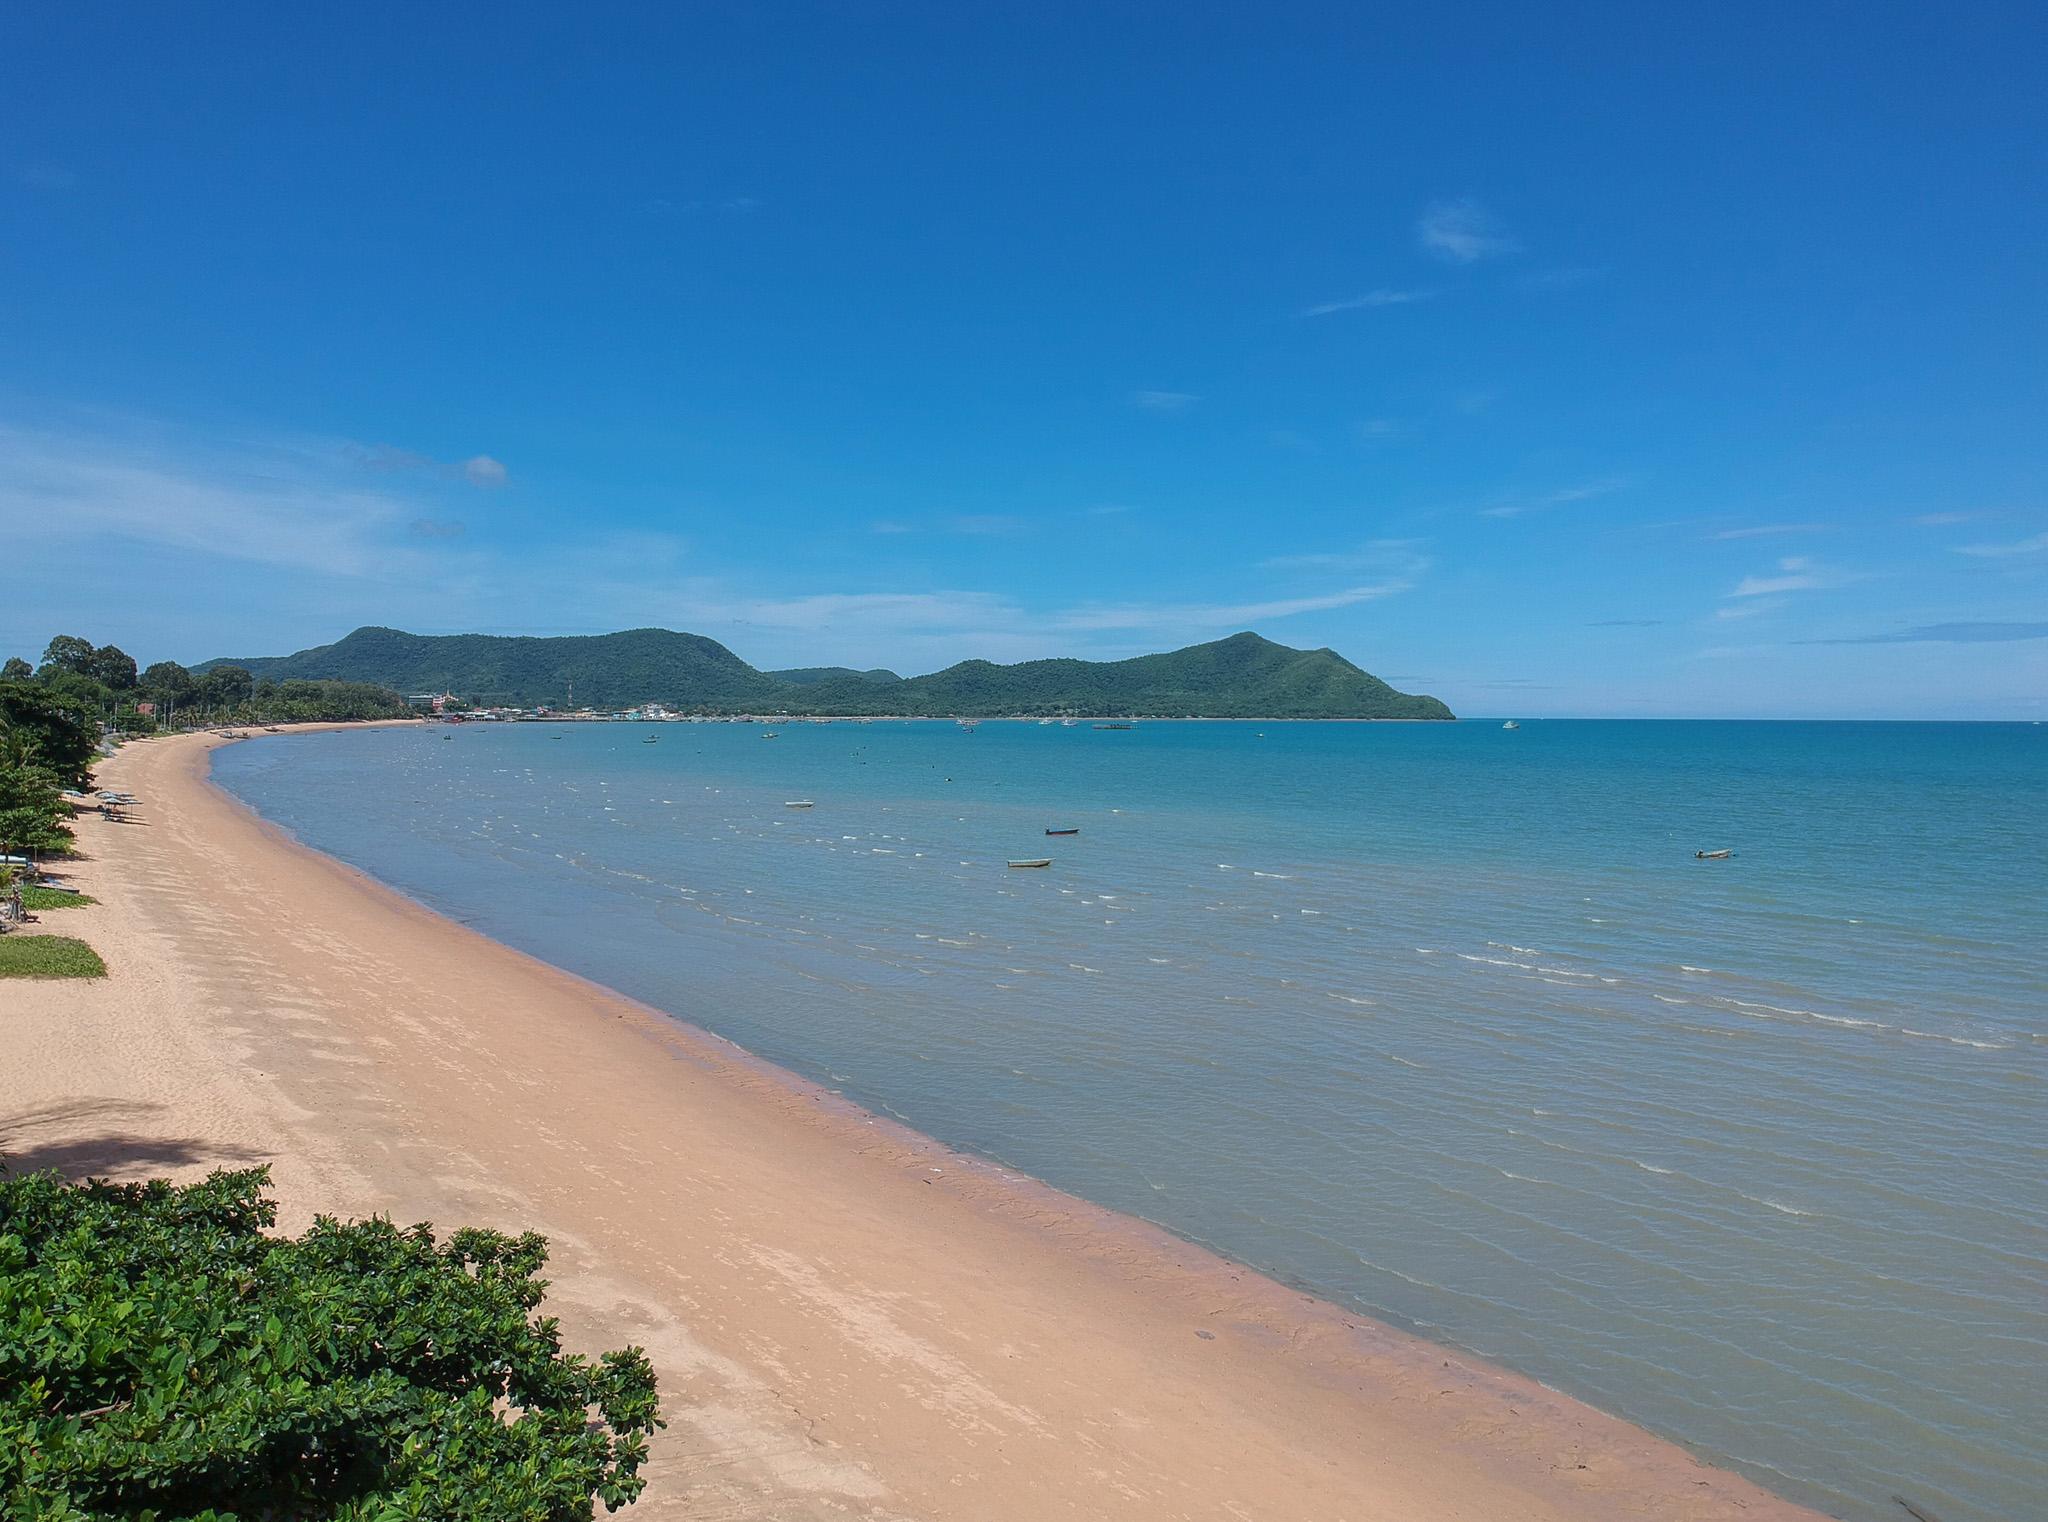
[[1418, 199, 1519, 264], [1588, 618, 1663, 627], [1912, 511, 1983, 527], [948, 514, 1026, 536], [352, 443, 509, 489], [1955, 531, 2048, 557], [1480, 477, 1630, 519], [868, 519, 912, 535], [1729, 556, 1829, 598], [1260, 539, 1428, 575], [1132, 390, 1198, 413], [1711, 522, 1829, 540], [1056, 580, 1414, 633], [1300, 288, 1435, 318], [1801, 621, 2048, 645], [0, 424, 429, 577]]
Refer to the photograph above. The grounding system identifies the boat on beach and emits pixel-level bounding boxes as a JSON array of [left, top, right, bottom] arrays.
[[1007, 857, 1053, 868]]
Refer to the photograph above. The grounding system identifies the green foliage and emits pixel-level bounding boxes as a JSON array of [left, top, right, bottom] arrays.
[[19, 885, 95, 910], [198, 667, 253, 710], [139, 663, 197, 710], [0, 738, 76, 858], [2, 658, 31, 681], [0, 1168, 662, 1519], [0, 935, 106, 978], [38, 637, 98, 678], [198, 626, 1456, 718], [200, 627, 782, 713]]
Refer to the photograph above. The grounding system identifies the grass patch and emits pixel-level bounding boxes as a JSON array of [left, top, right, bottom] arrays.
[[0, 934, 107, 978], [20, 885, 95, 911]]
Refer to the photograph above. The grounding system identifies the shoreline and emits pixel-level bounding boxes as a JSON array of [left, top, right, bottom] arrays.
[[4, 727, 1830, 1521]]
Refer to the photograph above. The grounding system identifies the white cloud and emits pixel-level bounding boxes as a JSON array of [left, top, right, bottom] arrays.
[[1132, 390, 1198, 412], [1955, 531, 2048, 557], [1056, 579, 1414, 633], [1418, 199, 1519, 263], [0, 424, 423, 578], [1726, 556, 1851, 599], [1711, 522, 1828, 540], [1300, 288, 1435, 317], [1480, 477, 1630, 518], [354, 442, 509, 488]]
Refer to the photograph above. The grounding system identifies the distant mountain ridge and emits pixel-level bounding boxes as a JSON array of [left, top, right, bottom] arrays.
[[200, 626, 1453, 719]]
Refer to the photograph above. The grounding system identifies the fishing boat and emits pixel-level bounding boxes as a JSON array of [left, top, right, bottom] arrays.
[[761, 731, 779, 739], [643, 736, 659, 744], [784, 800, 815, 809], [1045, 827, 1080, 836], [1503, 720, 1520, 730], [1007, 857, 1053, 869], [1695, 848, 1734, 860], [1092, 721, 1134, 731]]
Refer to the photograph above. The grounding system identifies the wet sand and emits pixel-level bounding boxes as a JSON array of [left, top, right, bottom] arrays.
[[0, 727, 1829, 1521]]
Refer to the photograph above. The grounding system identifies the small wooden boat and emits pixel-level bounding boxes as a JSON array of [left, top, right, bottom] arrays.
[[1695, 848, 1734, 860], [784, 800, 815, 809], [1007, 858, 1053, 869], [1045, 827, 1079, 836]]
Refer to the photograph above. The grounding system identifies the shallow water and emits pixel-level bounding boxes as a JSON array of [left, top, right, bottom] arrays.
[[215, 719, 2048, 1522]]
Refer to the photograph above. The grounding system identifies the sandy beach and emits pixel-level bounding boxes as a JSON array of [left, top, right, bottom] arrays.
[[1, 728, 1829, 1522]]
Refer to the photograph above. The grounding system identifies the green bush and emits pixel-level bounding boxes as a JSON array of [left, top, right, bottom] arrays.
[[0, 936, 105, 979], [0, 1169, 661, 1520]]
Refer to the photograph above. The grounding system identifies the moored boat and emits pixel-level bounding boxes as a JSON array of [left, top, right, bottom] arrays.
[[1007, 857, 1053, 868], [1695, 848, 1734, 860], [1045, 827, 1079, 835]]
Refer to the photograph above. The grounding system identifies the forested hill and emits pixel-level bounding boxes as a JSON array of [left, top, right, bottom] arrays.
[[200, 627, 1454, 719]]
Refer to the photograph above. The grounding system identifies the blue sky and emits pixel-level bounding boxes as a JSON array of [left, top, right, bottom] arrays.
[[2, 3, 2043, 716]]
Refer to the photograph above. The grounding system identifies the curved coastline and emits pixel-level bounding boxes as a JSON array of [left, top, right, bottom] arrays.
[[19, 725, 1831, 1521]]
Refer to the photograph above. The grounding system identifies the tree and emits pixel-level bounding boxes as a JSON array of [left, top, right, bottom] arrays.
[[0, 658, 29, 680], [0, 741, 72, 858], [199, 664, 254, 710], [37, 635, 96, 678], [0, 1167, 662, 1520], [0, 680, 98, 788], [140, 660, 197, 710], [86, 644, 139, 691]]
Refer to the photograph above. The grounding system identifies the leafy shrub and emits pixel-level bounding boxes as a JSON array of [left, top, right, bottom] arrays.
[[0, 936, 106, 979], [0, 1168, 661, 1520]]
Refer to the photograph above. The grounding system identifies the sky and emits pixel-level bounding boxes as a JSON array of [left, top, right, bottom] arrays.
[[2, 2, 2044, 717]]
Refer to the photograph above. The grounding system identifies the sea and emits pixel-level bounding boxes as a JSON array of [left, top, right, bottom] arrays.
[[212, 718, 2048, 1522]]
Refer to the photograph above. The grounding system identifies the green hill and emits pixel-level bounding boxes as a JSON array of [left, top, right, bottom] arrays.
[[768, 666, 904, 687], [202, 626, 785, 711], [201, 627, 1452, 719]]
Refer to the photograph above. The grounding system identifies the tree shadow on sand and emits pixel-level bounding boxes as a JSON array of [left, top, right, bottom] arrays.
[[0, 1099, 265, 1181]]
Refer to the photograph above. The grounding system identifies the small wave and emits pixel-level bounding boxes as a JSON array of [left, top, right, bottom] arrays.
[[1252, 871, 1295, 879], [1652, 994, 1691, 1006], [1901, 1028, 2009, 1050], [1328, 994, 1376, 1007], [1678, 964, 1715, 974]]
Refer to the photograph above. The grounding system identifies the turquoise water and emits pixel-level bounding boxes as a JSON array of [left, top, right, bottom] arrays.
[[214, 720, 2048, 1522]]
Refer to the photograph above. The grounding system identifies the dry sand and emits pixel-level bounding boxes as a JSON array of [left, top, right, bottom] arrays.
[[1, 728, 1829, 1521]]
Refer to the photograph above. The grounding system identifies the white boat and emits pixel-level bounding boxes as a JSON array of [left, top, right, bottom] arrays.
[[1502, 720, 1520, 730], [784, 800, 815, 809], [1007, 858, 1053, 869]]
